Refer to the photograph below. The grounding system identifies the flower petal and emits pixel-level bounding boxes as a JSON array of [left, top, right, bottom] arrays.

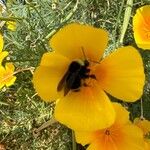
[[95, 46, 145, 102], [113, 103, 130, 125], [54, 86, 115, 131], [4, 63, 16, 87], [5, 76, 16, 87], [6, 21, 16, 31], [50, 23, 108, 61], [75, 103, 130, 145], [75, 131, 93, 146], [133, 5, 150, 49], [134, 118, 150, 135], [87, 125, 144, 150], [87, 140, 117, 150], [0, 66, 5, 89], [120, 125, 145, 150], [33, 52, 70, 101], [5, 63, 15, 72], [40, 51, 71, 67], [0, 33, 4, 52], [0, 51, 9, 65]]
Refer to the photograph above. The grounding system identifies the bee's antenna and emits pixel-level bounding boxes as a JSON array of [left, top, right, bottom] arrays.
[[81, 47, 100, 64], [81, 47, 87, 60]]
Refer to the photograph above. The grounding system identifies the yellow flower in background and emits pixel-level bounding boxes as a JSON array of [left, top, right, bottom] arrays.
[[0, 63, 16, 89], [33, 23, 145, 131], [6, 21, 16, 31], [0, 33, 16, 89], [0, 33, 9, 64], [134, 118, 150, 150], [75, 103, 145, 150], [133, 5, 150, 50]]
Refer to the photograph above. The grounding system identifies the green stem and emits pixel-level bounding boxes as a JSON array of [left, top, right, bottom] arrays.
[[0, 17, 23, 21], [44, 29, 57, 40], [72, 130, 77, 150], [60, 0, 79, 23], [140, 98, 144, 119], [119, 0, 133, 45], [113, 0, 125, 47]]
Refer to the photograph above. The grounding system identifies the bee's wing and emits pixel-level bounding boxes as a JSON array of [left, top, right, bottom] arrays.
[[63, 72, 77, 96], [57, 68, 81, 96], [64, 71, 80, 96], [64, 83, 71, 96], [57, 71, 75, 96], [57, 72, 69, 92]]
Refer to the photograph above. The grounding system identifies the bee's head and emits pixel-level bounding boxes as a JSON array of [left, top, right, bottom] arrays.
[[68, 61, 82, 72]]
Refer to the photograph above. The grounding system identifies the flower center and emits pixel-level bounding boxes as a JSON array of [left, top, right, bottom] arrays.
[[57, 59, 97, 96], [105, 129, 111, 135]]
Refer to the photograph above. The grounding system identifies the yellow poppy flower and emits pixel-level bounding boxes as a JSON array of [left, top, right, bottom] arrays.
[[33, 23, 145, 131], [6, 21, 16, 31], [0, 63, 16, 89], [75, 103, 145, 150], [0, 33, 9, 64], [134, 118, 150, 150], [133, 5, 150, 50]]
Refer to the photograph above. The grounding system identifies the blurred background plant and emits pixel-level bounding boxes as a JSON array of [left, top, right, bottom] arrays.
[[0, 0, 150, 149]]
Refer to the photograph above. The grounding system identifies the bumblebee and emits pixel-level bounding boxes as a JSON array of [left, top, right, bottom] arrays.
[[57, 59, 96, 96]]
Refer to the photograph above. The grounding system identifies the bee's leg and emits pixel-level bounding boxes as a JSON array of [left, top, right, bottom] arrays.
[[83, 83, 88, 87], [89, 74, 97, 80], [73, 88, 80, 92], [86, 68, 90, 73]]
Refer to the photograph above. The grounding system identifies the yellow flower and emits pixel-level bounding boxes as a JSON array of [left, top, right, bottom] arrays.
[[0, 33, 9, 64], [33, 23, 145, 131], [6, 21, 16, 31], [134, 118, 150, 150], [75, 103, 145, 150], [0, 63, 16, 89], [0, 33, 16, 89], [133, 5, 150, 50]]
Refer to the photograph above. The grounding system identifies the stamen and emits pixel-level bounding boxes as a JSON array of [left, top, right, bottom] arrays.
[[105, 129, 111, 135]]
